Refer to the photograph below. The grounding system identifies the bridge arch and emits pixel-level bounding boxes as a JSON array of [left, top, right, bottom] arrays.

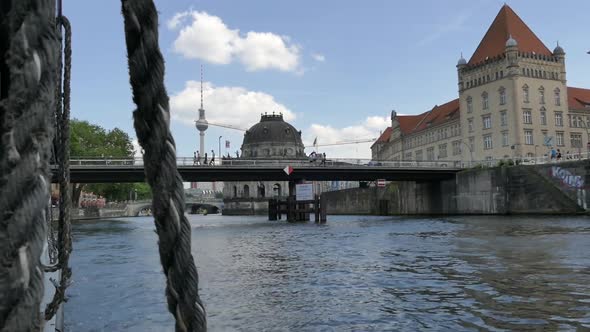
[[243, 184, 250, 198], [258, 183, 265, 198], [273, 183, 282, 197]]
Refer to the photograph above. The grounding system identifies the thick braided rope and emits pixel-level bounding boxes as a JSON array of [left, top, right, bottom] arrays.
[[120, 1, 206, 331], [0, 0, 58, 331], [44, 14, 72, 320]]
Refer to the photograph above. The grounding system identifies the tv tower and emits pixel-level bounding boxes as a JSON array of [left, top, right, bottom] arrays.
[[195, 65, 208, 155]]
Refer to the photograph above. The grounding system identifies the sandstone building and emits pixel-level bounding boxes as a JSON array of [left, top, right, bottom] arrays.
[[372, 5, 590, 164]]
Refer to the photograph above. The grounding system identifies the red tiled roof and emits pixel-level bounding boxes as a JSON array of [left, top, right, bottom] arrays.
[[412, 99, 460, 133], [372, 127, 392, 148], [398, 115, 423, 135], [568, 87, 590, 111], [468, 5, 552, 65]]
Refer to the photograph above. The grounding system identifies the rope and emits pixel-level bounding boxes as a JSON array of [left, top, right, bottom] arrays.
[[44, 14, 72, 321], [0, 0, 59, 330], [120, 1, 207, 331]]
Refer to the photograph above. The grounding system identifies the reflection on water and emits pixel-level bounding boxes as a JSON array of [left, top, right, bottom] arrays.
[[65, 215, 590, 331]]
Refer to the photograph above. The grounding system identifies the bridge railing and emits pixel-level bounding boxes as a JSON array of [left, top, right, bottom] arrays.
[[66, 153, 590, 169]]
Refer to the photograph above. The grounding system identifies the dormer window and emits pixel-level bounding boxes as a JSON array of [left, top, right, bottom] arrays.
[[482, 92, 489, 110], [499, 87, 506, 105]]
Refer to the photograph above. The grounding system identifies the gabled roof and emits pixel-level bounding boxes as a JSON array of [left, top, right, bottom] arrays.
[[412, 99, 460, 133], [398, 115, 423, 135], [568, 87, 590, 111], [468, 4, 552, 65], [371, 127, 392, 148]]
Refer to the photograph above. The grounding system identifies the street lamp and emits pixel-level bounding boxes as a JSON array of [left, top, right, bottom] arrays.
[[218, 136, 222, 165], [460, 140, 473, 165]]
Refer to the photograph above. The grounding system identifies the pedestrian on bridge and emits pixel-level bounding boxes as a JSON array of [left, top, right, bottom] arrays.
[[320, 152, 327, 166], [204, 153, 208, 165], [210, 150, 216, 165], [196, 150, 201, 165]]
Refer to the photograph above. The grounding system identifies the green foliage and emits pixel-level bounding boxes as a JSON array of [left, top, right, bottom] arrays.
[[70, 119, 134, 158], [70, 119, 145, 202], [214, 192, 224, 199]]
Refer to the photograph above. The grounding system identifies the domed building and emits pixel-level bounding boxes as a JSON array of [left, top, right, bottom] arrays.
[[222, 113, 307, 215]]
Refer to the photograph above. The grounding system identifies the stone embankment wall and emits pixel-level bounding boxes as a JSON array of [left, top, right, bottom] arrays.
[[323, 160, 589, 215]]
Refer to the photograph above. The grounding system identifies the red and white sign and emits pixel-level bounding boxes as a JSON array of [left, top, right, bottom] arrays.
[[377, 179, 386, 187], [283, 165, 293, 175]]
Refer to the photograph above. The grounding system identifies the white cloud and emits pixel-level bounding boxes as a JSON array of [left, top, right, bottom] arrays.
[[311, 53, 325, 62], [303, 116, 390, 159], [169, 80, 295, 130], [169, 11, 301, 72]]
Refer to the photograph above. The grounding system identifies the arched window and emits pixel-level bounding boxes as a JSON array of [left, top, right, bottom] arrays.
[[273, 183, 282, 197], [258, 183, 265, 198], [482, 92, 489, 110], [499, 87, 506, 105], [466, 96, 473, 113], [554, 88, 561, 106], [243, 185, 250, 198], [539, 86, 545, 104], [522, 84, 529, 103]]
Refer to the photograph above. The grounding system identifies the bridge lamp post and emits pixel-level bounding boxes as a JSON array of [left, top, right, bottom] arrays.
[[218, 136, 222, 165], [460, 140, 473, 165]]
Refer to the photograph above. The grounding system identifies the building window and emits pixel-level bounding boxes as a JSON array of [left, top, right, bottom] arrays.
[[524, 130, 533, 145], [571, 133, 583, 148], [499, 87, 506, 105], [415, 150, 423, 161], [452, 140, 461, 155], [540, 108, 547, 125], [482, 115, 492, 129], [468, 118, 474, 132], [554, 88, 561, 106], [539, 86, 545, 104], [483, 135, 493, 150], [502, 131, 509, 146], [500, 111, 507, 126], [438, 144, 447, 158], [523, 84, 529, 103], [556, 132, 564, 146], [555, 112, 563, 127], [467, 96, 473, 113], [523, 110, 532, 124], [482, 92, 489, 110], [469, 137, 475, 152], [404, 152, 412, 160], [427, 147, 435, 161]]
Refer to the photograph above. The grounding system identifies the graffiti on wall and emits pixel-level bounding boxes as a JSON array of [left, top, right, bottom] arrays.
[[551, 166, 584, 189]]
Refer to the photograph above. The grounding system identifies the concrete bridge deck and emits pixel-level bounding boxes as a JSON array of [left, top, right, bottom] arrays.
[[53, 157, 463, 183]]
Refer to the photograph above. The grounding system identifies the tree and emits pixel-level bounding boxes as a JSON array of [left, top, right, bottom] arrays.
[[69, 119, 150, 204]]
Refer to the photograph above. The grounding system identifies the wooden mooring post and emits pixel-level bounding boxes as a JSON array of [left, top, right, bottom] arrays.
[[268, 194, 327, 223]]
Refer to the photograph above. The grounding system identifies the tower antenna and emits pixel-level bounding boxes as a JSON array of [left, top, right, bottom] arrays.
[[200, 64, 203, 109]]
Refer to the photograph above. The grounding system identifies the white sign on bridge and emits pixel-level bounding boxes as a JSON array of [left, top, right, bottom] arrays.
[[377, 179, 386, 187], [296, 183, 314, 201]]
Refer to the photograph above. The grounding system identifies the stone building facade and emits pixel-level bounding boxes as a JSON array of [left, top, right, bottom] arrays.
[[372, 5, 590, 163], [222, 113, 307, 215]]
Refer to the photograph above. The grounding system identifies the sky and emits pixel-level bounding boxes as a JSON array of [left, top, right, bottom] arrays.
[[65, 0, 590, 159]]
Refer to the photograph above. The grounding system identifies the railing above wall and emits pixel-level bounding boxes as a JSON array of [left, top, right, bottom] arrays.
[[64, 152, 590, 170]]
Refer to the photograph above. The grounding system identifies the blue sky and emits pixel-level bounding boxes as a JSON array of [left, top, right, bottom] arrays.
[[65, 0, 590, 159]]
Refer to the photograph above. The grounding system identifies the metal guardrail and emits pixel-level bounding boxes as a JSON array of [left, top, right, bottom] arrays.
[[64, 152, 590, 169]]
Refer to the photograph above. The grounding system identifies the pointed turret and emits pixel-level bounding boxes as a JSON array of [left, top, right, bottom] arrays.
[[468, 4, 551, 65]]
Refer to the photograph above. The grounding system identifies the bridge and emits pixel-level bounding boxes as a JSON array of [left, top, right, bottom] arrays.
[[52, 157, 465, 183], [125, 199, 223, 216]]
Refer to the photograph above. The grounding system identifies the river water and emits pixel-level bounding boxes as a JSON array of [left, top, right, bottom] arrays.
[[65, 215, 590, 331]]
